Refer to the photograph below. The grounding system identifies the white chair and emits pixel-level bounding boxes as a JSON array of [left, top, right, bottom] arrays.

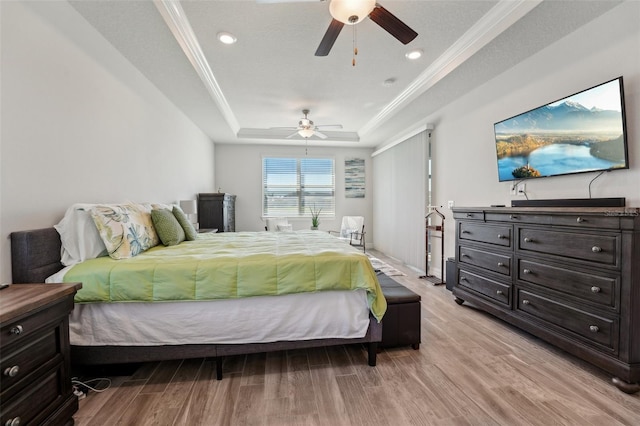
[[329, 216, 366, 252], [265, 217, 292, 232]]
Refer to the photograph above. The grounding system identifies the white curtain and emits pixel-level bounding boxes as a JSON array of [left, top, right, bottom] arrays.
[[372, 131, 429, 273]]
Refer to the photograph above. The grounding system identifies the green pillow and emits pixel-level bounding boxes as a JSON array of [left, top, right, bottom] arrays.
[[151, 208, 185, 246], [173, 206, 198, 241]]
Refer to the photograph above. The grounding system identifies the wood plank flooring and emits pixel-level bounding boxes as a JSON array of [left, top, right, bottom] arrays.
[[72, 250, 640, 425]]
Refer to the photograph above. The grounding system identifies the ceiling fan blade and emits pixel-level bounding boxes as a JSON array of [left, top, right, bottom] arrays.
[[314, 131, 328, 139], [286, 131, 299, 139], [315, 19, 344, 56], [315, 124, 343, 130], [369, 4, 418, 45]]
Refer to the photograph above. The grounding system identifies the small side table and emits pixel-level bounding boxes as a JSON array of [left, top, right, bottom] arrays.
[[0, 283, 82, 426]]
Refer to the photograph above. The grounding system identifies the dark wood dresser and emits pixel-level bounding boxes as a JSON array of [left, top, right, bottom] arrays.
[[452, 207, 640, 393], [198, 193, 236, 232], [1, 283, 82, 425]]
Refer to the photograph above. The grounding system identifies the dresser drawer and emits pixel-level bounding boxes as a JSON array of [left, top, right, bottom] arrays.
[[459, 222, 512, 247], [485, 212, 552, 225], [0, 326, 60, 396], [459, 246, 511, 276], [458, 269, 510, 306], [517, 289, 617, 351], [1, 366, 64, 426], [518, 228, 618, 266], [552, 214, 620, 229], [518, 259, 618, 309]]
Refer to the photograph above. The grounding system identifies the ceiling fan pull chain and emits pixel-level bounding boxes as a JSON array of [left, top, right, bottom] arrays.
[[352, 25, 357, 66]]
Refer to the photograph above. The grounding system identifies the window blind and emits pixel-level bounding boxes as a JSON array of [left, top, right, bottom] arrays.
[[262, 157, 335, 217]]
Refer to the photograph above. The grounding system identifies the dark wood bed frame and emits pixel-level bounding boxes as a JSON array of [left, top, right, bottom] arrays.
[[10, 228, 381, 379]]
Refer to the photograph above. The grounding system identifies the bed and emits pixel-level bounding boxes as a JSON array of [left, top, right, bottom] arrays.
[[10, 223, 385, 379]]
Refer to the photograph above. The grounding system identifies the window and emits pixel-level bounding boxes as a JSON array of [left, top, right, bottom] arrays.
[[262, 157, 335, 217]]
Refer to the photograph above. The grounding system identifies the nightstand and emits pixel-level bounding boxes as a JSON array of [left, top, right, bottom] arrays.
[[198, 228, 218, 233], [0, 283, 82, 426]]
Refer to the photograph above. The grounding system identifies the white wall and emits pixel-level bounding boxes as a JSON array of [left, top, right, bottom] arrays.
[[0, 2, 215, 283], [428, 1, 640, 263], [214, 143, 374, 238]]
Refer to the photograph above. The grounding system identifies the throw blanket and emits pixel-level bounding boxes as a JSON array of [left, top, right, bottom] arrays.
[[64, 231, 386, 320]]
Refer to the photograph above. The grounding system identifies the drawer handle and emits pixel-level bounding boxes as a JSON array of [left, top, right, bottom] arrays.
[[460, 277, 468, 282], [524, 237, 534, 243], [461, 230, 470, 234], [510, 215, 518, 220], [3, 366, 19, 378], [522, 299, 530, 305], [523, 269, 531, 275], [576, 217, 585, 223], [10, 325, 23, 335], [496, 290, 503, 295], [466, 213, 473, 218], [497, 234, 507, 239], [590, 325, 599, 333], [5, 417, 20, 426], [592, 246, 602, 253], [591, 286, 601, 293], [461, 253, 469, 258], [497, 262, 505, 267]]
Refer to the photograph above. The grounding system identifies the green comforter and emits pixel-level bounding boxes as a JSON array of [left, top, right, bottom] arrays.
[[65, 231, 386, 320]]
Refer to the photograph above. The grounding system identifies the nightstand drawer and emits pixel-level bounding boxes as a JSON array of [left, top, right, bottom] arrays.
[[0, 327, 60, 396], [459, 222, 512, 247], [458, 269, 511, 306], [517, 289, 617, 351], [1, 366, 64, 426], [1, 297, 71, 348], [459, 246, 511, 276], [518, 259, 618, 309], [518, 228, 618, 266]]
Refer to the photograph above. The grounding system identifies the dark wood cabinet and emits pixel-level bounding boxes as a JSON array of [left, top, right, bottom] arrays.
[[1, 283, 82, 425], [452, 207, 640, 393], [198, 193, 236, 232]]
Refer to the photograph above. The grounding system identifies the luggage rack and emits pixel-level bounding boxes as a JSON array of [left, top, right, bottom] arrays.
[[420, 207, 445, 285]]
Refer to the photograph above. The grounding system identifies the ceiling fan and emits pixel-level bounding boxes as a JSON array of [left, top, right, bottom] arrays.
[[315, 0, 418, 57], [273, 109, 343, 139]]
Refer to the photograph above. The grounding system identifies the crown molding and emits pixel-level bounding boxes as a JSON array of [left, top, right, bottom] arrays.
[[154, 0, 240, 134], [359, 0, 542, 137]]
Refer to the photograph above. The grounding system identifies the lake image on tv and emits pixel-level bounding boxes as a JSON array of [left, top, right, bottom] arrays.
[[497, 143, 621, 181], [494, 79, 627, 181]]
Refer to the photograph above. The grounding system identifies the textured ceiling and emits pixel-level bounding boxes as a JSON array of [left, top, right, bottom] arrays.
[[68, 0, 623, 148]]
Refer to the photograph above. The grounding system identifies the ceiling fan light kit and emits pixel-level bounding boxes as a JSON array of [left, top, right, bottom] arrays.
[[329, 0, 375, 25]]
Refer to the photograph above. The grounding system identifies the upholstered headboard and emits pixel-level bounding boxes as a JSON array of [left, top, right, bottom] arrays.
[[11, 228, 63, 283]]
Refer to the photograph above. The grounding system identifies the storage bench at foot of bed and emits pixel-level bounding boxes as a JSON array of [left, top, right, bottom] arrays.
[[377, 274, 421, 349]]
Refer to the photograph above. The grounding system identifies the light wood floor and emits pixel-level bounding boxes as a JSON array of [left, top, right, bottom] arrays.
[[73, 250, 640, 425]]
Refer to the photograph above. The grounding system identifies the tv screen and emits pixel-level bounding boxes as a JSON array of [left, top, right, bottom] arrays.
[[494, 77, 629, 182]]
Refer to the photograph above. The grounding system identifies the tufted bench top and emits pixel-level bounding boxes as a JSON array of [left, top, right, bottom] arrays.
[[377, 274, 421, 304]]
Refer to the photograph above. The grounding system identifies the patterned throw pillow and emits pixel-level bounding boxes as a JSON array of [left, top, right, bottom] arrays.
[[90, 203, 160, 259], [172, 206, 198, 241], [151, 208, 186, 246]]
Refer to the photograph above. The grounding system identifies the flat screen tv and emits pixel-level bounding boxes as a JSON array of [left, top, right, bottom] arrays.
[[494, 77, 629, 182]]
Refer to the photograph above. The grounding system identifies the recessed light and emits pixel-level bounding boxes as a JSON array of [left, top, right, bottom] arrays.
[[383, 78, 397, 87], [217, 32, 237, 45], [405, 49, 423, 60]]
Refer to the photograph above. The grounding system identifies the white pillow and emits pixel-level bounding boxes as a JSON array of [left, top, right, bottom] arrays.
[[277, 224, 293, 232], [54, 204, 107, 266]]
